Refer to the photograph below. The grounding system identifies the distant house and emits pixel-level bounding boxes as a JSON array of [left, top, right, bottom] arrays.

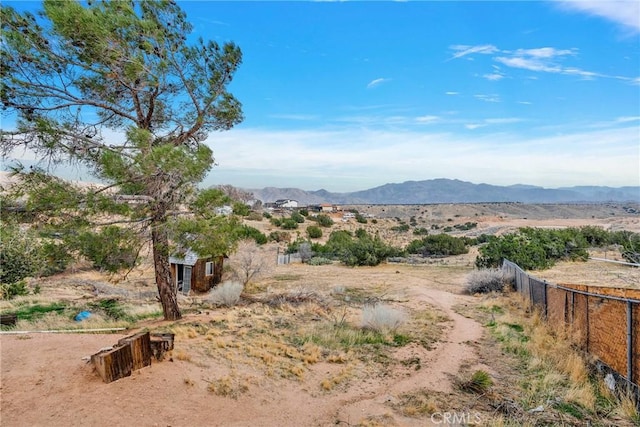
[[169, 250, 224, 295], [320, 203, 341, 213], [275, 199, 298, 209]]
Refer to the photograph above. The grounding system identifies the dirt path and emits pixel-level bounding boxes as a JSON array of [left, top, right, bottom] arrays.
[[332, 288, 483, 426]]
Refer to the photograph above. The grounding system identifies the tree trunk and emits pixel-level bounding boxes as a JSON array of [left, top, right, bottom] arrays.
[[151, 223, 182, 320]]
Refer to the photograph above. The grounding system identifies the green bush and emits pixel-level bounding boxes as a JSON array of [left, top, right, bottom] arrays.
[[355, 213, 367, 224], [0, 222, 70, 289], [0, 280, 29, 300], [406, 234, 469, 256], [237, 225, 268, 245], [290, 212, 305, 223], [307, 225, 322, 239], [475, 227, 591, 270], [413, 227, 429, 236], [269, 231, 291, 243], [72, 226, 140, 273], [315, 214, 334, 227], [307, 256, 333, 265], [281, 218, 299, 230], [270, 217, 282, 227], [245, 211, 263, 221], [391, 224, 410, 232], [232, 202, 250, 216], [454, 222, 477, 231], [316, 229, 403, 266]]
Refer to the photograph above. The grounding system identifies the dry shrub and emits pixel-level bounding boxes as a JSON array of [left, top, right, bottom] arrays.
[[320, 367, 351, 391], [227, 239, 274, 286], [209, 281, 243, 307], [361, 304, 407, 333], [174, 349, 191, 361], [465, 268, 506, 294], [262, 288, 325, 308]]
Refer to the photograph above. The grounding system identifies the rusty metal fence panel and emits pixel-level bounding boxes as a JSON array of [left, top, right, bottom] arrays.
[[502, 259, 639, 403]]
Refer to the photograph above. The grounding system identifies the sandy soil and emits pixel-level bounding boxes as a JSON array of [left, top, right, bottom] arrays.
[[1, 201, 638, 426], [1, 263, 481, 427]]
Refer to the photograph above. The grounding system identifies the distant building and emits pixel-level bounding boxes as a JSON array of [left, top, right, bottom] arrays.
[[309, 203, 341, 213], [275, 199, 298, 208]]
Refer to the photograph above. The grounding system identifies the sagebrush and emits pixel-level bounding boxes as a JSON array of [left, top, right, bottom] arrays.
[[209, 281, 243, 307], [465, 269, 506, 294], [361, 304, 407, 333]]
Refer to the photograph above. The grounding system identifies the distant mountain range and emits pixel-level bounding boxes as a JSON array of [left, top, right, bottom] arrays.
[[250, 179, 640, 205]]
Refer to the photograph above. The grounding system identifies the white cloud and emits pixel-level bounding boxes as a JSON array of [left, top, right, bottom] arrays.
[[8, 123, 637, 192], [616, 116, 640, 123], [452, 43, 637, 83], [474, 94, 501, 103], [518, 101, 533, 105], [415, 115, 440, 123], [465, 118, 523, 129], [366, 78, 391, 89], [495, 55, 561, 73], [448, 44, 499, 60], [483, 73, 504, 81], [202, 125, 639, 191], [554, 0, 640, 33], [513, 47, 577, 58], [445, 91, 459, 95]]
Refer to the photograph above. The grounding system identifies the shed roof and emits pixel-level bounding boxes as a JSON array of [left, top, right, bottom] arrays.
[[169, 249, 200, 266]]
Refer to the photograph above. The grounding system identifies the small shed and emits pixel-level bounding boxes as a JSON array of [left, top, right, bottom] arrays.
[[169, 250, 224, 295]]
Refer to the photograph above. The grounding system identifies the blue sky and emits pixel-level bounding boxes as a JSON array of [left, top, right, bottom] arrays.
[[3, 1, 640, 192]]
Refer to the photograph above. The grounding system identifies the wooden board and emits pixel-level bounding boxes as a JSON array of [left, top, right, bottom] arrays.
[[117, 332, 152, 371], [150, 333, 174, 361], [91, 345, 133, 383]]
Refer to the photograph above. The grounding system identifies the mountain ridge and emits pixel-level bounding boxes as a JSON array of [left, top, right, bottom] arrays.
[[249, 178, 640, 205]]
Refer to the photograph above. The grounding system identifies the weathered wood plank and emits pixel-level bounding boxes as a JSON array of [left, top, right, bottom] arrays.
[[91, 344, 133, 383], [150, 333, 174, 361], [117, 332, 152, 371]]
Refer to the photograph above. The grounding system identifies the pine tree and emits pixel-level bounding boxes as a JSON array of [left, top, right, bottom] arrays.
[[1, 0, 243, 319]]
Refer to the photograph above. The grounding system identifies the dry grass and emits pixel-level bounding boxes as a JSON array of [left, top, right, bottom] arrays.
[[480, 293, 638, 424], [206, 374, 250, 398], [150, 284, 450, 398], [361, 304, 407, 333]]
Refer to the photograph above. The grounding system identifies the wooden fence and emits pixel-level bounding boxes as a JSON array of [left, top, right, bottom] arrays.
[[502, 259, 639, 402]]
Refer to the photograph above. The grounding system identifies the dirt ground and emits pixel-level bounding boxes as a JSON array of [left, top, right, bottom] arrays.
[[1, 204, 639, 426], [1, 263, 481, 427]]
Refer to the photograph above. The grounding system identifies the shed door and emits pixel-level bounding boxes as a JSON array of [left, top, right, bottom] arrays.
[[182, 266, 192, 295]]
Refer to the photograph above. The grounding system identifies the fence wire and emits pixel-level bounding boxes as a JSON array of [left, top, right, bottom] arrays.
[[502, 259, 639, 404]]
